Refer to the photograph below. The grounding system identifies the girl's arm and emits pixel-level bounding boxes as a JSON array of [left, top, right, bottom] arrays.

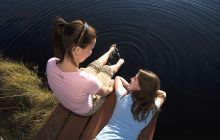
[[155, 90, 167, 108], [96, 76, 129, 96], [115, 76, 130, 90], [114, 76, 123, 91], [114, 76, 128, 97], [119, 77, 130, 90]]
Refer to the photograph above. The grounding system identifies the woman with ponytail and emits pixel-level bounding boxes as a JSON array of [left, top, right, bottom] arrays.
[[46, 17, 124, 116], [95, 69, 166, 140]]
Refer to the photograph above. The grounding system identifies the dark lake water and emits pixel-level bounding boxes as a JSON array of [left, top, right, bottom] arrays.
[[1, 0, 220, 139]]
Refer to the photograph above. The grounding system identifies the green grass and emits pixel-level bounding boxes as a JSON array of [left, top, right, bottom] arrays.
[[0, 57, 57, 140]]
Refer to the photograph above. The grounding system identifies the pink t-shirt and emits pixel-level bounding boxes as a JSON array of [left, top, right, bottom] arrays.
[[46, 57, 102, 115]]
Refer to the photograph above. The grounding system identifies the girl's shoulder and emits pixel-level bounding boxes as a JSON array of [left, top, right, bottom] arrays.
[[48, 57, 59, 63], [115, 87, 127, 98]]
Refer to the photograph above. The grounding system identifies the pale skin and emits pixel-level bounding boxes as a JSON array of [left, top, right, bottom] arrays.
[[57, 38, 124, 95], [114, 75, 166, 108]]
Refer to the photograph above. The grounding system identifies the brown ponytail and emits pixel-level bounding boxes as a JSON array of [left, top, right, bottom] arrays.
[[53, 17, 68, 61]]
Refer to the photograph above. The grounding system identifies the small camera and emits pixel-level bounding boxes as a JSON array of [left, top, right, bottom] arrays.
[[108, 47, 121, 65]]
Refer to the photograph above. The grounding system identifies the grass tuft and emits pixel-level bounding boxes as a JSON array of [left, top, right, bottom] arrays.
[[0, 57, 57, 140]]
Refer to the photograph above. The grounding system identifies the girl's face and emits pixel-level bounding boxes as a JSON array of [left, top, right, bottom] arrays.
[[78, 38, 96, 63], [129, 73, 141, 91]]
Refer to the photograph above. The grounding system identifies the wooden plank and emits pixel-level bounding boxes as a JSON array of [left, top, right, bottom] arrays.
[[79, 92, 116, 140], [36, 92, 159, 140], [57, 113, 90, 140], [137, 112, 159, 140], [35, 104, 71, 140]]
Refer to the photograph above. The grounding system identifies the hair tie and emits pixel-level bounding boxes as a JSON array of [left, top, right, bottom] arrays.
[[83, 22, 89, 32]]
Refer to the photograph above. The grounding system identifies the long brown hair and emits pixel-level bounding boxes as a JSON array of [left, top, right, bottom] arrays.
[[53, 17, 96, 63], [131, 69, 160, 122]]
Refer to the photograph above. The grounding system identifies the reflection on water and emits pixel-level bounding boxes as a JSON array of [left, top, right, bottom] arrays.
[[1, 0, 220, 139]]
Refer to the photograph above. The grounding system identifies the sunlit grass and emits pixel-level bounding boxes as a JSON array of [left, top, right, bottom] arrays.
[[0, 57, 57, 140]]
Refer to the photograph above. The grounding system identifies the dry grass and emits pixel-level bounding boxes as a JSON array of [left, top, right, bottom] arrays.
[[0, 57, 57, 140]]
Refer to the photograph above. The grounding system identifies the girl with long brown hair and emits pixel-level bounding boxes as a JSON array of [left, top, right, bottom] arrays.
[[96, 69, 166, 139]]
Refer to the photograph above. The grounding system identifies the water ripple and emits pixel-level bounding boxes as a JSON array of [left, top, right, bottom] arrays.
[[0, 0, 219, 92], [1, 0, 220, 139]]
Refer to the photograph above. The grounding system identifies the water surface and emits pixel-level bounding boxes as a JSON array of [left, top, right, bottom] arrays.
[[0, 0, 220, 139]]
